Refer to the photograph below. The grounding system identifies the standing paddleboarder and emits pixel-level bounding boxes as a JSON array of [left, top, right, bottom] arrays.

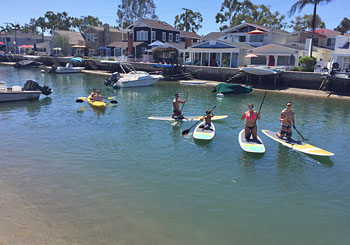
[[172, 93, 187, 119], [277, 102, 295, 140], [241, 104, 260, 141]]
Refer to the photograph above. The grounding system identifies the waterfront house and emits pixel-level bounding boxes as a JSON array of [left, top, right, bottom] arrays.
[[0, 30, 49, 54], [291, 29, 342, 50], [50, 30, 85, 56], [330, 35, 350, 70], [219, 23, 291, 47], [179, 30, 201, 49], [123, 19, 181, 59], [84, 24, 122, 57], [183, 39, 253, 68], [201, 32, 224, 42]]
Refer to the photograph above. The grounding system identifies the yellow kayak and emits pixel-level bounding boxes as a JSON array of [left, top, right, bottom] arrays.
[[87, 95, 106, 109]]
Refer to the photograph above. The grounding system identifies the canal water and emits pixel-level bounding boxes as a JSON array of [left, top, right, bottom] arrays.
[[0, 66, 349, 244]]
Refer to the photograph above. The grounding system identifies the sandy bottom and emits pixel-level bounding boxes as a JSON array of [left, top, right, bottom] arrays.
[[0, 179, 68, 245]]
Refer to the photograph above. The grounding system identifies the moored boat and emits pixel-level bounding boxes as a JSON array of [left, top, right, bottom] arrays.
[[241, 66, 281, 75], [213, 83, 252, 95]]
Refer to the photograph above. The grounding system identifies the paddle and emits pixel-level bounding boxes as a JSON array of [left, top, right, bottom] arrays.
[[75, 96, 117, 104], [182, 106, 216, 135], [246, 92, 267, 139], [286, 118, 307, 141], [180, 92, 189, 112]]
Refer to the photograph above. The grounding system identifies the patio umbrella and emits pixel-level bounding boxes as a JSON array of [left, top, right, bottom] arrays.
[[0, 42, 4, 45], [248, 30, 266, 35], [149, 40, 165, 47], [245, 53, 258, 58]]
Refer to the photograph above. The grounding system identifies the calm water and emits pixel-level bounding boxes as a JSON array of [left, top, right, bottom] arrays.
[[0, 66, 349, 244]]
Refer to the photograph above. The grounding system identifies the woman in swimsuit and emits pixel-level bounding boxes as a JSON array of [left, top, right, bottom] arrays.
[[241, 104, 260, 141]]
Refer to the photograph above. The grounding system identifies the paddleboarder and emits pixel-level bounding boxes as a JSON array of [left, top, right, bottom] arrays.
[[277, 102, 295, 140], [199, 109, 214, 130], [172, 93, 187, 119], [241, 104, 260, 141]]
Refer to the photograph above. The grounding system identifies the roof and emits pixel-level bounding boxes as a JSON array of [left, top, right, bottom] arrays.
[[128, 19, 179, 32], [189, 39, 253, 50], [179, 30, 201, 39], [224, 23, 290, 35], [300, 30, 327, 38], [53, 30, 85, 46], [107, 41, 145, 48], [315, 29, 341, 37], [201, 32, 223, 41], [1, 31, 47, 40], [165, 42, 185, 50]]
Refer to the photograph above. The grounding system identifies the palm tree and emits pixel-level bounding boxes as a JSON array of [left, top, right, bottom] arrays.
[[35, 17, 47, 42], [289, 0, 333, 57], [10, 23, 21, 54]]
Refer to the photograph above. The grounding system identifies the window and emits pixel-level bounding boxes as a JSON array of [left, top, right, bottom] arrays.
[[136, 31, 148, 41], [327, 38, 335, 47], [87, 33, 97, 42], [169, 33, 173, 42], [344, 57, 350, 69], [162, 32, 166, 41], [176, 34, 180, 42], [239, 36, 246, 42], [251, 56, 267, 65], [152, 31, 156, 40], [250, 34, 264, 42], [277, 56, 289, 66]]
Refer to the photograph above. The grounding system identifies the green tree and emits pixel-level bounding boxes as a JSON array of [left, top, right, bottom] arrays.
[[289, 14, 325, 31], [35, 17, 47, 41], [335, 17, 350, 33], [299, 56, 317, 71], [116, 0, 158, 29], [72, 15, 103, 32], [174, 9, 203, 33], [51, 33, 70, 56], [289, 0, 333, 57], [44, 11, 73, 33], [215, 0, 286, 31], [21, 18, 38, 35]]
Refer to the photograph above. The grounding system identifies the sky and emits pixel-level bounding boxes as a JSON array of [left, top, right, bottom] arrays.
[[0, 0, 348, 35]]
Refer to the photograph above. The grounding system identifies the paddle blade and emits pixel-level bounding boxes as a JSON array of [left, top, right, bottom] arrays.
[[182, 129, 190, 135], [110, 100, 118, 104], [107, 96, 115, 100], [76, 99, 84, 103]]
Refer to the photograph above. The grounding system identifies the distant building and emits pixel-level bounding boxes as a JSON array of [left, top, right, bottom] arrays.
[[50, 30, 85, 56], [0, 31, 49, 53], [330, 35, 350, 70]]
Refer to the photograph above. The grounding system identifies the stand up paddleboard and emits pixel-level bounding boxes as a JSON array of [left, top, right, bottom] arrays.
[[193, 122, 216, 140], [262, 129, 334, 156], [238, 129, 265, 153], [148, 115, 228, 121]]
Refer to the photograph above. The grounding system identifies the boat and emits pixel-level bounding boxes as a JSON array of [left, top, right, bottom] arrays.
[[13, 60, 43, 69], [238, 129, 265, 153], [103, 62, 163, 88], [262, 129, 334, 156], [212, 83, 252, 94], [180, 80, 207, 85], [50, 63, 85, 74], [240, 66, 281, 75], [0, 80, 52, 102], [147, 115, 228, 121], [193, 122, 216, 140], [87, 95, 106, 110]]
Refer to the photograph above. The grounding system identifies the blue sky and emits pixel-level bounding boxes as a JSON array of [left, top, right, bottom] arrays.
[[0, 0, 347, 35]]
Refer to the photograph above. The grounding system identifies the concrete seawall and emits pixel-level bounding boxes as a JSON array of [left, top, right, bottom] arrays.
[[1, 55, 349, 93]]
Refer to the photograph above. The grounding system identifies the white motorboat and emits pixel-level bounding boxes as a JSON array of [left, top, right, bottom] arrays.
[[102, 61, 163, 88], [240, 66, 281, 75], [0, 81, 42, 102], [51, 63, 85, 74]]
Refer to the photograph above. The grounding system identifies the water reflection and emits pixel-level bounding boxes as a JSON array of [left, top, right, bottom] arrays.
[[0, 96, 52, 114]]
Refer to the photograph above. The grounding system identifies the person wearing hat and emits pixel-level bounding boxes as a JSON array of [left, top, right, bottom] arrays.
[[241, 104, 260, 141], [172, 93, 187, 119]]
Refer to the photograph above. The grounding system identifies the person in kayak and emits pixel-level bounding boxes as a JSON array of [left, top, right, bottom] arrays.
[[241, 104, 260, 141], [199, 109, 214, 130], [90, 88, 97, 100], [172, 93, 187, 119], [93, 90, 102, 102], [277, 102, 295, 140]]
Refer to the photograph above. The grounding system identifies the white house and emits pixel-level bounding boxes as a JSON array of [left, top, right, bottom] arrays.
[[330, 35, 350, 70]]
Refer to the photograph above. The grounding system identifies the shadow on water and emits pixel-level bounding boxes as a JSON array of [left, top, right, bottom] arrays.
[[305, 154, 334, 167], [0, 97, 52, 113], [238, 151, 264, 166], [194, 138, 212, 146]]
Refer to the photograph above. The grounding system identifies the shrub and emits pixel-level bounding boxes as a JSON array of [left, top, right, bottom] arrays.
[[27, 50, 35, 55], [299, 56, 317, 72]]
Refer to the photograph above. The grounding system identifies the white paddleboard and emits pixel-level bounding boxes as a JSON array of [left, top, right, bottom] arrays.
[[193, 122, 216, 140], [238, 129, 265, 153], [148, 115, 228, 121]]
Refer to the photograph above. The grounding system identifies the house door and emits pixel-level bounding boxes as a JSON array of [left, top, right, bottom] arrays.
[[268, 55, 275, 66]]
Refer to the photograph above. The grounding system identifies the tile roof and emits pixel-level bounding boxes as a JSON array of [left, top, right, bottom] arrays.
[[90, 26, 121, 33], [179, 30, 201, 39]]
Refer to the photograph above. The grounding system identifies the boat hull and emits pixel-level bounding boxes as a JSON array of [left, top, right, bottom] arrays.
[[241, 67, 280, 75], [0, 91, 41, 102], [114, 76, 161, 88], [55, 67, 84, 74]]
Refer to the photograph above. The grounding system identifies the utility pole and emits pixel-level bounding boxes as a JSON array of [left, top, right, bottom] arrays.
[[182, 8, 189, 32]]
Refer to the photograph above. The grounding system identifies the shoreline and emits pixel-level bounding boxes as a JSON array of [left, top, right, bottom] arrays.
[[1, 62, 349, 100]]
